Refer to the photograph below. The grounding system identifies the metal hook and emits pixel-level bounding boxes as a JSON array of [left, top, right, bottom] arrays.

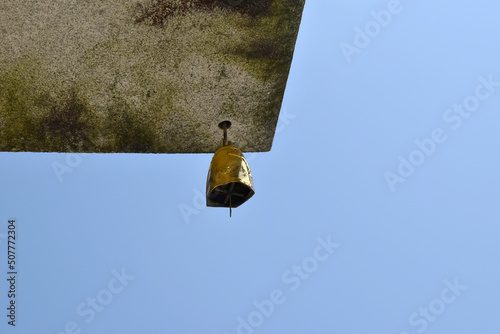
[[223, 123, 228, 147], [219, 120, 231, 147]]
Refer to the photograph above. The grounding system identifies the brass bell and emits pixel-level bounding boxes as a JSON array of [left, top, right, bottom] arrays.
[[206, 121, 255, 216]]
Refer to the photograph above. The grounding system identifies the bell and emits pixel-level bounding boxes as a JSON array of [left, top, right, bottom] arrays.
[[206, 145, 255, 210]]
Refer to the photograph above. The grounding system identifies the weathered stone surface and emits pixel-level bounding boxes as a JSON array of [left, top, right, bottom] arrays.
[[0, 0, 305, 153]]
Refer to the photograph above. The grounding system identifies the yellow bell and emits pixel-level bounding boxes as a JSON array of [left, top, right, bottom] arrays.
[[206, 145, 255, 210]]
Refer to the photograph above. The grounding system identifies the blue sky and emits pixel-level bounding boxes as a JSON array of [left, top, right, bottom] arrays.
[[1, 0, 500, 333]]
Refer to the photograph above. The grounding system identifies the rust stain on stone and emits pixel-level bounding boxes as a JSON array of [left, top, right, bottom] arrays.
[[135, 0, 273, 27]]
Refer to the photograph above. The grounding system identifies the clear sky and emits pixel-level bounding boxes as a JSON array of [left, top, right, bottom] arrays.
[[1, 0, 500, 333]]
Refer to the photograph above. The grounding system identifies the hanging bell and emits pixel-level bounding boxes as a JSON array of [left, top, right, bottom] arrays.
[[206, 122, 255, 214]]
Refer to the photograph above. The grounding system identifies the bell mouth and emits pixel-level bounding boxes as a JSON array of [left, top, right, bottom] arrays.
[[207, 181, 255, 208]]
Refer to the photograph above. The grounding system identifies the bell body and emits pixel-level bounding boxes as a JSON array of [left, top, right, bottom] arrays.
[[206, 145, 255, 208]]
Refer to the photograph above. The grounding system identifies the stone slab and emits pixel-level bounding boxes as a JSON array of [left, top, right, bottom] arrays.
[[0, 0, 305, 153]]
